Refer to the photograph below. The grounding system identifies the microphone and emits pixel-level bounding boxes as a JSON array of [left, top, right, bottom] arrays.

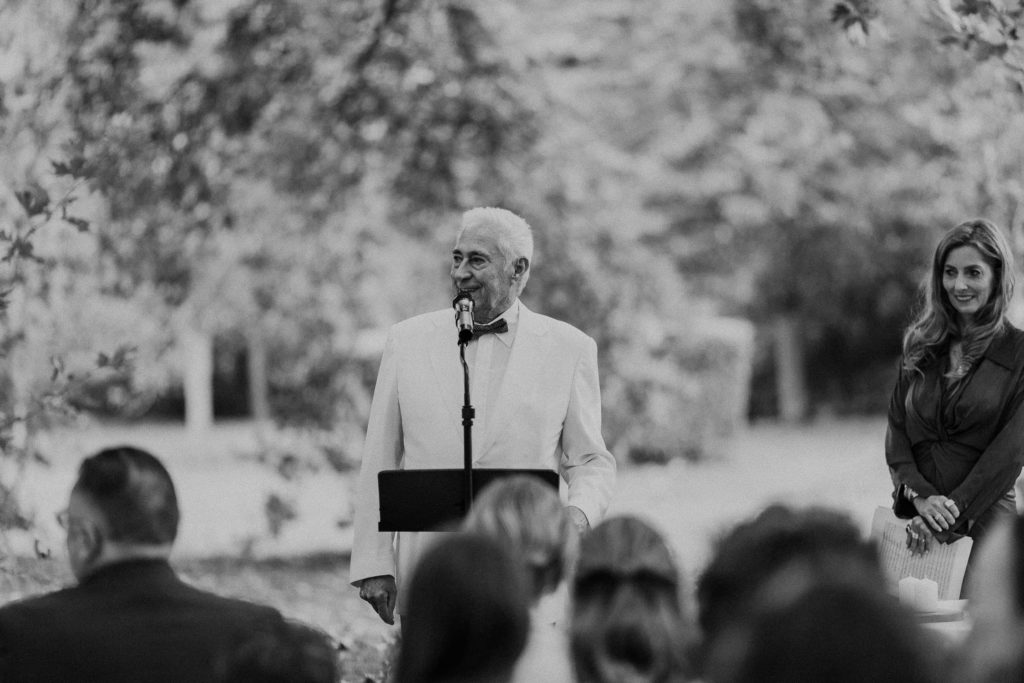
[[453, 291, 475, 344]]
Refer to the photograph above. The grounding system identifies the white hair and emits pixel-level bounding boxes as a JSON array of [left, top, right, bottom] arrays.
[[458, 206, 532, 260], [457, 207, 534, 291]]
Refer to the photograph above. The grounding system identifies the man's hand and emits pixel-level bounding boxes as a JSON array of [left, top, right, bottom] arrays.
[[913, 494, 959, 532], [358, 575, 398, 625], [567, 505, 590, 536]]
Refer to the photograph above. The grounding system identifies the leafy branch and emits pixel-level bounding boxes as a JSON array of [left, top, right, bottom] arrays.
[[0, 157, 99, 481], [833, 0, 1024, 86], [1, 158, 91, 301]]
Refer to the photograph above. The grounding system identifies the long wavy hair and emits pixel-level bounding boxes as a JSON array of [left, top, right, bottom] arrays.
[[570, 516, 692, 683], [902, 218, 1015, 380]]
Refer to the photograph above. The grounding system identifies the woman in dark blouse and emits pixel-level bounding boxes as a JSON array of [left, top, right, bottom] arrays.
[[886, 218, 1024, 558]]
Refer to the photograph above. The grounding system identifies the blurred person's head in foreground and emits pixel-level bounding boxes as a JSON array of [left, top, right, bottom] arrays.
[[59, 445, 179, 581], [463, 475, 575, 603], [696, 504, 884, 650], [218, 620, 339, 683], [570, 515, 691, 683], [959, 512, 1024, 683], [705, 576, 939, 683], [394, 532, 530, 683]]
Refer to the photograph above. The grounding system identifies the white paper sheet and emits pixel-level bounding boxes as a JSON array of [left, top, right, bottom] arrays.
[[870, 506, 973, 601]]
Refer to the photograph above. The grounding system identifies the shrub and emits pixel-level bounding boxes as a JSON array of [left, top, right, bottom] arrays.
[[604, 316, 754, 464]]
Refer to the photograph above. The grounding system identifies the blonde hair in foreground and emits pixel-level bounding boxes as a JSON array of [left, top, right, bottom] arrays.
[[463, 475, 574, 602]]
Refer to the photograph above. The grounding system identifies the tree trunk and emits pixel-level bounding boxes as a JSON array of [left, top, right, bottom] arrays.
[[774, 314, 809, 422], [246, 326, 271, 424], [181, 324, 214, 435]]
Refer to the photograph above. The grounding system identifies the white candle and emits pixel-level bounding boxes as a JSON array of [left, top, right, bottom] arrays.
[[915, 578, 939, 610], [898, 577, 919, 606]]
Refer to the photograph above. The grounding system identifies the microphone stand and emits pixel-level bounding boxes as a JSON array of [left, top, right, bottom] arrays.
[[458, 337, 474, 515]]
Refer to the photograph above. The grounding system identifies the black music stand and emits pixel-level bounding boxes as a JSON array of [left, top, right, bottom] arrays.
[[378, 467, 559, 532]]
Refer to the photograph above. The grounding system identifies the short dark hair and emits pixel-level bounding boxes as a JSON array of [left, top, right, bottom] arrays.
[[75, 445, 179, 544], [394, 532, 530, 683], [697, 504, 883, 642], [708, 581, 938, 683], [463, 475, 575, 601]]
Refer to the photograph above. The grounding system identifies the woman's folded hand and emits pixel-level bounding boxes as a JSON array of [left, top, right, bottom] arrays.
[[913, 494, 959, 532], [906, 516, 934, 555]]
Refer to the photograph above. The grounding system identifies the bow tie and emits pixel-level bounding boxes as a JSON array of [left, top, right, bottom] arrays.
[[472, 319, 509, 338]]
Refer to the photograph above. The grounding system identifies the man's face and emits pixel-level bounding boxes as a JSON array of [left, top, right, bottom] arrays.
[[451, 224, 519, 323]]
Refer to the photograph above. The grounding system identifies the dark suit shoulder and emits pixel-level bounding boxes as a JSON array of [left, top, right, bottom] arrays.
[[0, 569, 282, 629], [172, 579, 284, 620], [0, 582, 83, 620], [0, 565, 284, 683]]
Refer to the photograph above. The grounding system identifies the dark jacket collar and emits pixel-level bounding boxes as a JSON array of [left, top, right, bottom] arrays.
[[79, 557, 177, 588]]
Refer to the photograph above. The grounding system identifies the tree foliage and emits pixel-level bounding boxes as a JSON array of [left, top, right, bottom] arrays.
[[48, 0, 543, 432], [619, 0, 1024, 414], [843, 0, 1024, 88], [8, 0, 1024, 489]]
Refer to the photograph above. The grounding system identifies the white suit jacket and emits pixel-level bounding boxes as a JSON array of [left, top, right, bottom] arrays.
[[350, 303, 616, 588]]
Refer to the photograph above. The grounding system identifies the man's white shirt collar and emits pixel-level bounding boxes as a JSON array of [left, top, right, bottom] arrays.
[[487, 299, 520, 347]]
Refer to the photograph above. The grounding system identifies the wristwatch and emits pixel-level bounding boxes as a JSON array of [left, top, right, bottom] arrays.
[[904, 485, 919, 501]]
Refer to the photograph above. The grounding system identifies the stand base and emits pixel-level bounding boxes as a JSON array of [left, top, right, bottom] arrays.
[[378, 468, 559, 532]]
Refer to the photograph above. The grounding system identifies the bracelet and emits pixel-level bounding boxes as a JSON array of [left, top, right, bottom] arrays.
[[904, 485, 919, 501]]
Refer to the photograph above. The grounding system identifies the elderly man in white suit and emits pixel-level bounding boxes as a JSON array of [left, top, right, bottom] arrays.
[[350, 207, 617, 624]]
